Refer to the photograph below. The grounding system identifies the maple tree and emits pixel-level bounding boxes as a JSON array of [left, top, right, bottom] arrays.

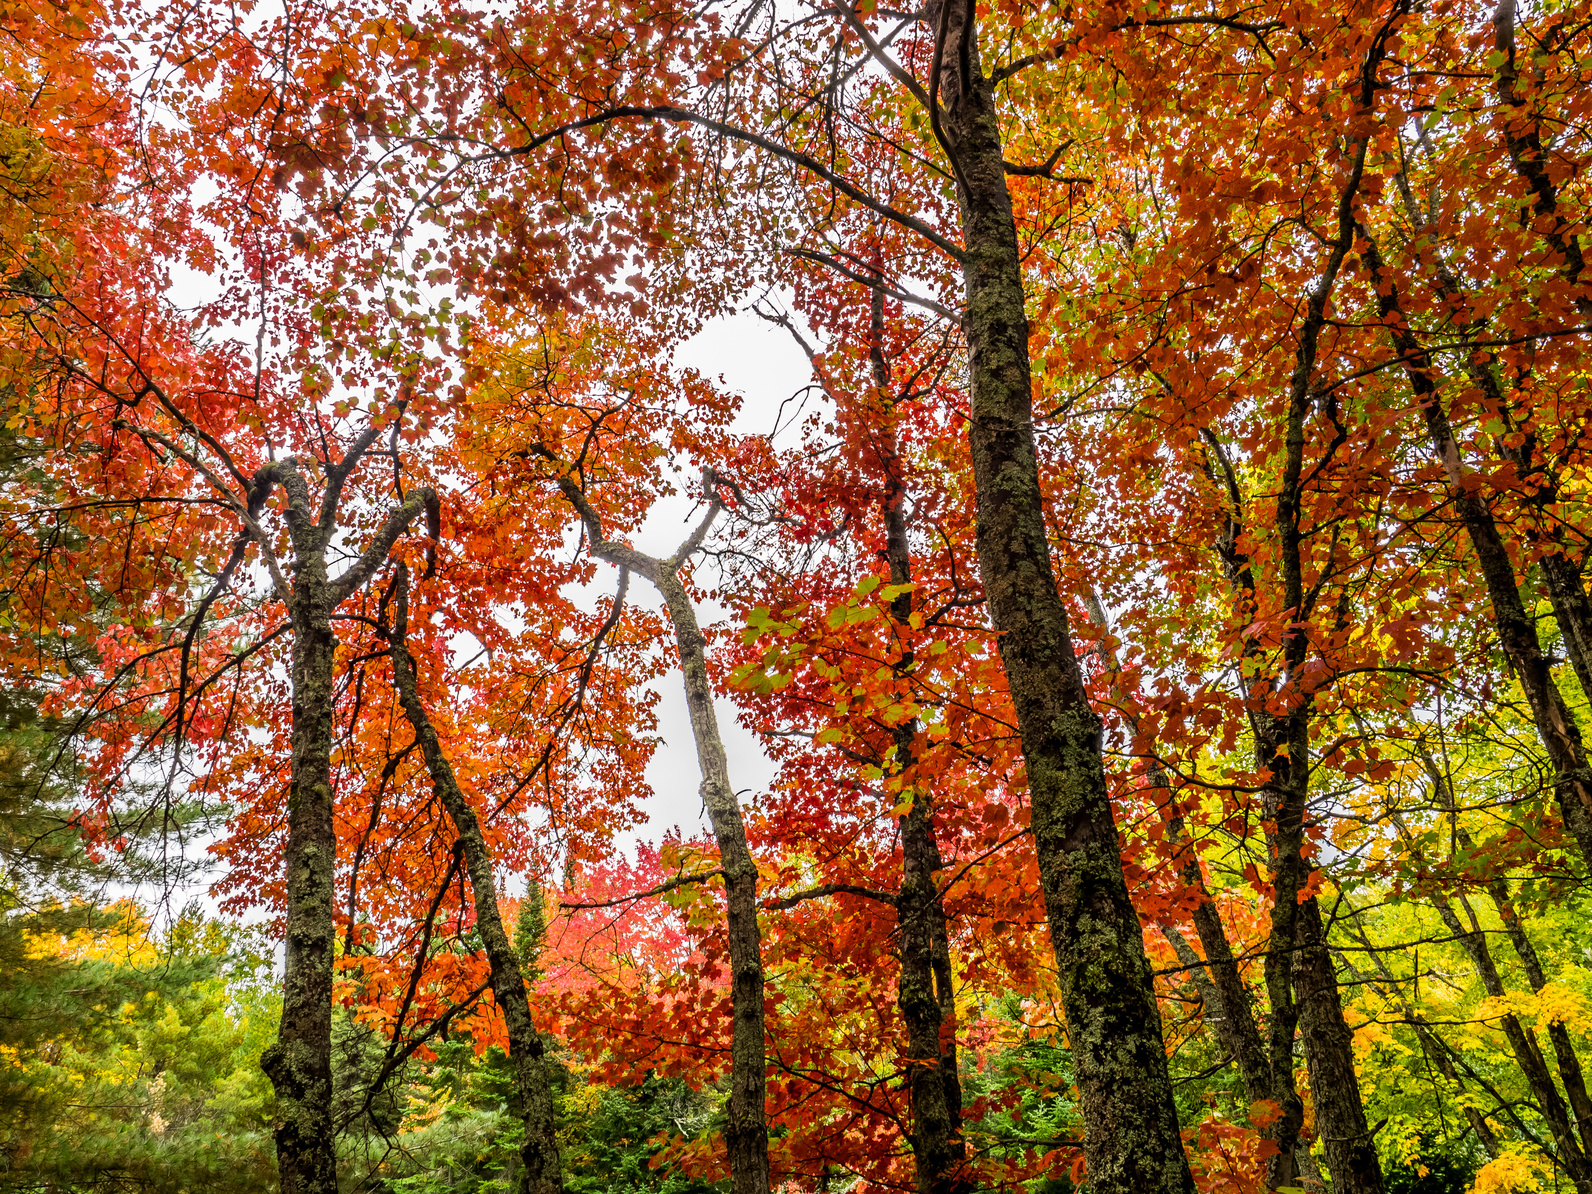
[[3, 0, 1592, 1190]]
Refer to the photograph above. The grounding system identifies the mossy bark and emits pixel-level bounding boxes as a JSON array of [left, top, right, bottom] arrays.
[[262, 554, 339, 1194], [255, 456, 436, 1194], [928, 7, 1194, 1187], [386, 563, 563, 1194], [257, 460, 341, 1194]]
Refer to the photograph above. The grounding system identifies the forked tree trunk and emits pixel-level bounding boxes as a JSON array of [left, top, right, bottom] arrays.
[[257, 455, 435, 1194], [1194, 44, 1386, 1184], [552, 475, 770, 1194], [386, 562, 563, 1194]]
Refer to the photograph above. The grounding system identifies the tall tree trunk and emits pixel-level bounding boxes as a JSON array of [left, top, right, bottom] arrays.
[[1269, 115, 1385, 1188], [1491, 0, 1591, 316], [868, 276, 969, 1194], [1386, 145, 1592, 714], [926, 6, 1194, 1187], [1206, 49, 1387, 1185], [386, 563, 564, 1194], [1488, 0, 1592, 707], [551, 476, 770, 1194], [255, 452, 435, 1194], [1358, 232, 1592, 869], [929, 7, 1190, 1190], [264, 549, 340, 1194], [653, 564, 770, 1194]]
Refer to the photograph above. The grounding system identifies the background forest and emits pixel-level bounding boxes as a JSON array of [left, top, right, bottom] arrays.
[[1, 0, 1590, 1190]]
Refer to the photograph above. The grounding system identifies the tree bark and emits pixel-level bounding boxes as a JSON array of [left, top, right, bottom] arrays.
[[262, 498, 340, 1194], [1196, 62, 1385, 1187], [256, 454, 435, 1194], [551, 475, 770, 1194], [867, 278, 970, 1194], [1294, 898, 1381, 1192], [1267, 114, 1384, 1189], [1386, 145, 1592, 714], [923, 8, 1193, 1187], [386, 562, 564, 1194]]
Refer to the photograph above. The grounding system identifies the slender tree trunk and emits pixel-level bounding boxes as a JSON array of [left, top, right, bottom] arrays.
[[1538, 555, 1592, 709], [1488, 0, 1592, 706], [551, 476, 769, 1194], [867, 277, 969, 1194], [1386, 146, 1592, 714], [652, 566, 770, 1194], [925, 10, 1193, 1187], [1492, 0, 1592, 704], [1232, 66, 1383, 1188], [386, 563, 563, 1194], [1294, 898, 1381, 1192], [1491, 0, 1592, 316], [887, 486, 967, 1194], [1258, 732, 1312, 1192], [1358, 233, 1592, 869]]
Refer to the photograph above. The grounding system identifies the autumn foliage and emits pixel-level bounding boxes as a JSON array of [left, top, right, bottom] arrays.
[[1, 0, 1591, 1191]]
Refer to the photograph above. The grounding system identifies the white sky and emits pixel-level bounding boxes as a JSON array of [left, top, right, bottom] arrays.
[[622, 308, 813, 850]]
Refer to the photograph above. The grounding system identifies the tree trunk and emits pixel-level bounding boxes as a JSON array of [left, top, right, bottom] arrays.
[[260, 464, 342, 1194], [1294, 898, 1381, 1193], [386, 563, 563, 1194], [929, 8, 1194, 1188], [1244, 79, 1382, 1190], [551, 475, 770, 1194], [256, 454, 435, 1194], [652, 565, 770, 1194], [1538, 554, 1592, 710], [1358, 232, 1592, 870], [869, 278, 969, 1194], [264, 574, 340, 1194]]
